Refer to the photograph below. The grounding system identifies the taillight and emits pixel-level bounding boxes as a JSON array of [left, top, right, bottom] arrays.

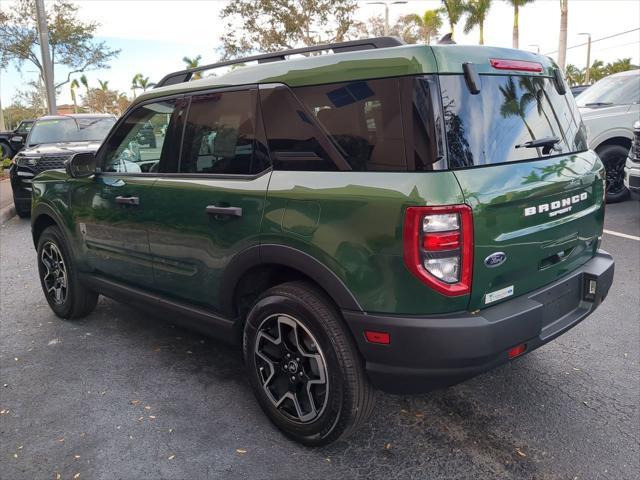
[[403, 205, 473, 296], [489, 58, 543, 72]]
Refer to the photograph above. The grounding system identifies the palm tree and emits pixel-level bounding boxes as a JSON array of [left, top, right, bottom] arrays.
[[499, 77, 539, 154], [565, 64, 584, 85], [131, 73, 143, 99], [588, 59, 605, 82], [404, 9, 443, 44], [137, 76, 155, 91], [505, 0, 536, 49], [79, 74, 90, 109], [70, 79, 80, 113], [557, 0, 568, 70], [441, 0, 466, 39], [98, 79, 109, 92], [182, 55, 203, 80], [463, 0, 492, 45], [605, 58, 635, 75]]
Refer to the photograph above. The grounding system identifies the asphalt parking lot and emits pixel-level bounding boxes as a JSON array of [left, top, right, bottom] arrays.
[[1, 201, 638, 480]]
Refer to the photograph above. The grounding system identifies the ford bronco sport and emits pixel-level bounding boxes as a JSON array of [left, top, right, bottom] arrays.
[[31, 37, 614, 446]]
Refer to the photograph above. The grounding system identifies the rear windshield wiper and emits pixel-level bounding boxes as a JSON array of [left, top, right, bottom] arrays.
[[583, 102, 613, 107], [515, 137, 561, 149]]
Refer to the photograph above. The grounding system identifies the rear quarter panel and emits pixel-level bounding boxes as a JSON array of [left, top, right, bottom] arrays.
[[262, 171, 467, 315]]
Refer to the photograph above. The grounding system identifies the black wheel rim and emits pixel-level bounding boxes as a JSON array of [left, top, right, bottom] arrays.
[[604, 154, 627, 195], [41, 242, 68, 305], [254, 314, 329, 424]]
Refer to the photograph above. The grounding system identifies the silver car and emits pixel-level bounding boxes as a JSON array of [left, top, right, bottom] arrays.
[[577, 69, 640, 202]]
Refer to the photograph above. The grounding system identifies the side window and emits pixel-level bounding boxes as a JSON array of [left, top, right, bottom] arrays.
[[259, 86, 337, 171], [103, 100, 176, 173], [180, 90, 267, 175], [16, 121, 32, 134], [294, 78, 406, 171]]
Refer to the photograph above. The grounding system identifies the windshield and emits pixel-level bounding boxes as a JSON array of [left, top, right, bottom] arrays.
[[27, 117, 115, 146], [576, 72, 640, 107], [440, 75, 588, 168]]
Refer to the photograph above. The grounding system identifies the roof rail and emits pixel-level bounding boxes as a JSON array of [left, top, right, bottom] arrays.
[[154, 37, 405, 88]]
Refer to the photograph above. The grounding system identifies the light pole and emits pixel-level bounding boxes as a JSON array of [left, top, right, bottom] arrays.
[[528, 44, 540, 54], [34, 0, 57, 114], [578, 32, 592, 84], [367, 1, 408, 36]]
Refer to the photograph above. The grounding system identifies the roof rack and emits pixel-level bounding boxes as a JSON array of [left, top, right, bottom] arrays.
[[154, 37, 404, 88]]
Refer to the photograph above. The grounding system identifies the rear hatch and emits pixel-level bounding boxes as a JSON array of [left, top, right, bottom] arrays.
[[437, 63, 605, 310]]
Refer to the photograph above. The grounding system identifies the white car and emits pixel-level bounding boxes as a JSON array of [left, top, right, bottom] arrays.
[[577, 69, 640, 202]]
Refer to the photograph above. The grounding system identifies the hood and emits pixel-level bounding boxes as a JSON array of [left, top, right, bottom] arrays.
[[20, 141, 102, 156], [578, 104, 631, 122]]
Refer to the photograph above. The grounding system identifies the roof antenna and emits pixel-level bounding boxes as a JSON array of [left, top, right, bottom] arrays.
[[438, 33, 456, 45]]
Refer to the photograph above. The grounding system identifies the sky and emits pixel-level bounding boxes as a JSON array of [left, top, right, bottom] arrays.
[[1, 0, 639, 106]]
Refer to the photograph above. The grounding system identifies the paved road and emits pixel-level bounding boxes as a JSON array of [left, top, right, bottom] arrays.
[[1, 202, 638, 480], [0, 178, 12, 210]]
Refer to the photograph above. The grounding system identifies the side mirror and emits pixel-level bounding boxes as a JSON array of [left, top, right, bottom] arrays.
[[66, 152, 97, 178], [10, 136, 23, 143]]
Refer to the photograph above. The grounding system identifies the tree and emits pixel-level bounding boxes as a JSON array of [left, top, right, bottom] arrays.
[[402, 9, 443, 44], [219, 0, 361, 59], [131, 73, 142, 99], [70, 78, 79, 113], [565, 64, 584, 85], [136, 76, 155, 91], [182, 55, 202, 79], [464, 0, 492, 45], [0, 0, 119, 89], [83, 86, 129, 116], [441, 0, 466, 39], [505, 0, 535, 49], [98, 79, 109, 92], [557, 0, 568, 70]]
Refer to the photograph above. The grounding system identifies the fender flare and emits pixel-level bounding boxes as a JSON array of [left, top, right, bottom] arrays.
[[219, 244, 363, 316]]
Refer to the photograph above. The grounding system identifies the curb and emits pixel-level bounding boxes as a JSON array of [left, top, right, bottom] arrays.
[[0, 204, 16, 225]]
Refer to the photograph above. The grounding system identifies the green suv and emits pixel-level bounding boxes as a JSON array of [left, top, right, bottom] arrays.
[[31, 38, 614, 445]]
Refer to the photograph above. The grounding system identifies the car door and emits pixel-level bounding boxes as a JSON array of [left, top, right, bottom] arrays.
[[69, 98, 181, 288], [147, 88, 271, 311], [10, 120, 32, 152]]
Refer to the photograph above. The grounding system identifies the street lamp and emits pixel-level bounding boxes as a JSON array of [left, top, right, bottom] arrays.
[[528, 44, 540, 54], [578, 32, 592, 84], [367, 1, 408, 36]]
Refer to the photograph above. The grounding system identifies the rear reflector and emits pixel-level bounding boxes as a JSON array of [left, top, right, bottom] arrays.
[[508, 343, 527, 359], [364, 330, 390, 345], [423, 231, 460, 250], [490, 58, 543, 72]]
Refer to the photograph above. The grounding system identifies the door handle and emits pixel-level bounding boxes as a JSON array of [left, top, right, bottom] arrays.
[[205, 205, 243, 217], [115, 196, 140, 206]]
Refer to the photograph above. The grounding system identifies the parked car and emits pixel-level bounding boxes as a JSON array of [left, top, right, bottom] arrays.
[[136, 122, 156, 148], [31, 38, 614, 446], [10, 114, 115, 217], [576, 69, 640, 202], [624, 121, 640, 199], [570, 84, 590, 97], [0, 119, 34, 158]]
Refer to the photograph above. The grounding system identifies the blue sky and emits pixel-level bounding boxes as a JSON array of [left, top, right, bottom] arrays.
[[1, 0, 639, 106]]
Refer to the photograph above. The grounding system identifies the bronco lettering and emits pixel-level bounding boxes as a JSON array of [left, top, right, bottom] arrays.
[[524, 192, 588, 217]]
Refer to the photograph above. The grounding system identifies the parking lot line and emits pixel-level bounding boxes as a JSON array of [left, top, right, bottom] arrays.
[[603, 229, 640, 241]]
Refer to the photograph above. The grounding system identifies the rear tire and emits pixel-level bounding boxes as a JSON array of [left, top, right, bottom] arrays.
[[13, 194, 30, 218], [243, 281, 375, 446], [598, 144, 630, 203], [0, 141, 12, 159], [37, 225, 98, 319]]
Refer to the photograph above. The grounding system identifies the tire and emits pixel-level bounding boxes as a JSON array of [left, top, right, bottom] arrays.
[[598, 144, 630, 203], [243, 281, 375, 446], [37, 225, 98, 319], [13, 194, 30, 218]]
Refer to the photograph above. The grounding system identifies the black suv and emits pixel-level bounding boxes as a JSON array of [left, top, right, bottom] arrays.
[[0, 119, 34, 158], [10, 114, 115, 217]]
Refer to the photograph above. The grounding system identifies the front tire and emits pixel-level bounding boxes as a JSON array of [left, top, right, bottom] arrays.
[[243, 281, 375, 446], [598, 144, 630, 203], [37, 226, 98, 319]]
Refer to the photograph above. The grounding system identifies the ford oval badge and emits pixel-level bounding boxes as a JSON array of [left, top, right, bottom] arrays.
[[484, 252, 507, 268]]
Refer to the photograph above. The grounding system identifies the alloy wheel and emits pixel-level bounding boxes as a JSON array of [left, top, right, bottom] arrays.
[[253, 313, 329, 424], [604, 155, 627, 195], [41, 242, 68, 305]]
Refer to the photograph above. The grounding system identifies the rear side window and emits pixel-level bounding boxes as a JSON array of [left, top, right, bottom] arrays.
[[294, 79, 406, 171], [440, 75, 587, 168], [180, 90, 268, 175]]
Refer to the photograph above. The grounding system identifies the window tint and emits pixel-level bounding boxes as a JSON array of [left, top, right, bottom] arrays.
[[440, 75, 587, 168], [103, 100, 175, 173], [405, 77, 443, 171], [260, 86, 337, 171], [180, 90, 266, 175], [16, 121, 33, 134], [294, 79, 406, 171]]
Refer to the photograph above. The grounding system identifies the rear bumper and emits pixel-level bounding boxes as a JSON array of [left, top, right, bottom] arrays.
[[624, 157, 640, 193], [344, 250, 614, 394]]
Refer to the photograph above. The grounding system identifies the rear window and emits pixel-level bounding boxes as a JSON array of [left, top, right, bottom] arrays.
[[440, 75, 587, 168]]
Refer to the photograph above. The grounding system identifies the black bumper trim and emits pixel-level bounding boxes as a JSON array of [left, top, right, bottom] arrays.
[[344, 250, 614, 394]]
